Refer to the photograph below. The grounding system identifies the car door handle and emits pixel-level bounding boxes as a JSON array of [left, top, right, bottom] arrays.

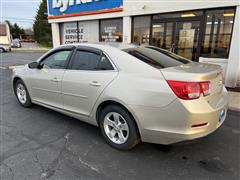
[[51, 77, 59, 82], [89, 81, 101, 87]]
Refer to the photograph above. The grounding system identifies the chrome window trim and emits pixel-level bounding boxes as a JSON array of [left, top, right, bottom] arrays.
[[102, 51, 119, 72]]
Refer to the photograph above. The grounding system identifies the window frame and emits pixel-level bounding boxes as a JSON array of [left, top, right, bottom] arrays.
[[38, 46, 75, 70], [68, 46, 117, 72]]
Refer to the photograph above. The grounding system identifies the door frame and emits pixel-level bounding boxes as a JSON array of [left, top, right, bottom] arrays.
[[150, 16, 205, 61]]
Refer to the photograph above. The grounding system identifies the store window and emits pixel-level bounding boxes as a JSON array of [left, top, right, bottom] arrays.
[[78, 21, 99, 43], [61, 22, 78, 44], [132, 16, 151, 45], [60, 21, 99, 45], [201, 8, 235, 58], [100, 18, 123, 42]]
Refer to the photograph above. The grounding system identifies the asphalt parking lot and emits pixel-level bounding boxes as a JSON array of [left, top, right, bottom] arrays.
[[0, 52, 240, 180]]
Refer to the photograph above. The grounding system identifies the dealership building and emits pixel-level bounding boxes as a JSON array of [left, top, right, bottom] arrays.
[[47, 0, 240, 88]]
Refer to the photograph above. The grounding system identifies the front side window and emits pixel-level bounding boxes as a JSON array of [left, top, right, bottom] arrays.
[[100, 18, 123, 42], [201, 8, 235, 58], [40, 50, 72, 69], [71, 50, 114, 71]]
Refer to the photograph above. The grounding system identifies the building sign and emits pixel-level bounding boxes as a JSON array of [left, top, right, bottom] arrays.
[[48, 0, 123, 19], [179, 22, 195, 49], [62, 22, 78, 44], [102, 26, 119, 42], [100, 18, 123, 42]]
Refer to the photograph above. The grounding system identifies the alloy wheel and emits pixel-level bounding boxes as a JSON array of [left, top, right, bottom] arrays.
[[103, 112, 129, 144], [16, 83, 27, 104]]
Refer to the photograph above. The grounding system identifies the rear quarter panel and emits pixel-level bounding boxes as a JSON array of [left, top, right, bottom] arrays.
[[91, 70, 177, 129], [102, 72, 176, 107]]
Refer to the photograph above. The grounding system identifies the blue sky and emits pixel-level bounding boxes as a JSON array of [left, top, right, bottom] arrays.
[[0, 0, 41, 28]]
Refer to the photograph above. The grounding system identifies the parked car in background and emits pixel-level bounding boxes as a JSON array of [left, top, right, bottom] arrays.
[[12, 43, 228, 150], [11, 39, 21, 48], [0, 22, 11, 52]]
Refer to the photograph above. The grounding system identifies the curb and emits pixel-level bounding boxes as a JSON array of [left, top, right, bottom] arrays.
[[228, 106, 240, 112], [228, 91, 240, 112], [12, 49, 50, 53]]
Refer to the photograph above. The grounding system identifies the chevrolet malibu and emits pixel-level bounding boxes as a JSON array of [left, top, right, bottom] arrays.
[[12, 44, 228, 150]]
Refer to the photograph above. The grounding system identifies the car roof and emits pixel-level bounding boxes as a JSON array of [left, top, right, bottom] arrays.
[[59, 42, 138, 50], [38, 42, 162, 75]]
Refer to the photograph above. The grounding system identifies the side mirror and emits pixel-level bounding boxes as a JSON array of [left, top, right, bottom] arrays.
[[28, 62, 40, 69]]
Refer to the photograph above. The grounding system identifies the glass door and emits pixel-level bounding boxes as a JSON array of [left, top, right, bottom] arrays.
[[174, 21, 200, 60], [151, 22, 174, 50], [151, 20, 201, 61]]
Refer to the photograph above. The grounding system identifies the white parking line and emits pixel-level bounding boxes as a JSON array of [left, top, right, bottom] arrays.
[[0, 66, 7, 70], [8, 65, 24, 69]]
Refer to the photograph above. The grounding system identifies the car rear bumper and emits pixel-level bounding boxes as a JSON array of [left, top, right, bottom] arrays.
[[128, 87, 229, 145]]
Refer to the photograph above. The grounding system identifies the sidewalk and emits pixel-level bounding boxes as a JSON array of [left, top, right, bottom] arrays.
[[229, 91, 240, 111]]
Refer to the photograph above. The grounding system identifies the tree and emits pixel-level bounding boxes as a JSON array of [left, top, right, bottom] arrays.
[[13, 23, 25, 37], [33, 0, 52, 46], [5, 20, 13, 32], [5, 21, 25, 39]]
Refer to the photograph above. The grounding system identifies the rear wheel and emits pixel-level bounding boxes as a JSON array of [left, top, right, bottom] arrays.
[[14, 80, 33, 107], [99, 104, 140, 150]]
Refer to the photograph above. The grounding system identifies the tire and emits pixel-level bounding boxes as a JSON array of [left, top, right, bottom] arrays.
[[14, 80, 33, 107], [99, 104, 140, 150]]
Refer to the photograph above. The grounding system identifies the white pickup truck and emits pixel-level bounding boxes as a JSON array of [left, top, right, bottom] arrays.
[[0, 22, 11, 52]]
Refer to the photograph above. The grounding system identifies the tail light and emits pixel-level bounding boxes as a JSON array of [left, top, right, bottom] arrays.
[[199, 81, 210, 96], [167, 80, 210, 100]]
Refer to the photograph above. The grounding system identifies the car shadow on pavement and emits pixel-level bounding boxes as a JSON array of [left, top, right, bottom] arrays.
[[2, 97, 239, 179]]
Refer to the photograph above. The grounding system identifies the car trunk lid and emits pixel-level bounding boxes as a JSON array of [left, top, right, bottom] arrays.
[[161, 62, 224, 97]]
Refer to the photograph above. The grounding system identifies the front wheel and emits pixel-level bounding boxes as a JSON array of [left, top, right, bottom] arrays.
[[99, 105, 140, 150], [14, 80, 33, 107]]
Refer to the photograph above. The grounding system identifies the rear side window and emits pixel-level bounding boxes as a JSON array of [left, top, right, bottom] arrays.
[[71, 50, 114, 71], [123, 47, 191, 69]]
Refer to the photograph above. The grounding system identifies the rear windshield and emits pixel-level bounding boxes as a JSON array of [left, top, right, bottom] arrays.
[[123, 46, 191, 69], [0, 24, 7, 36]]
